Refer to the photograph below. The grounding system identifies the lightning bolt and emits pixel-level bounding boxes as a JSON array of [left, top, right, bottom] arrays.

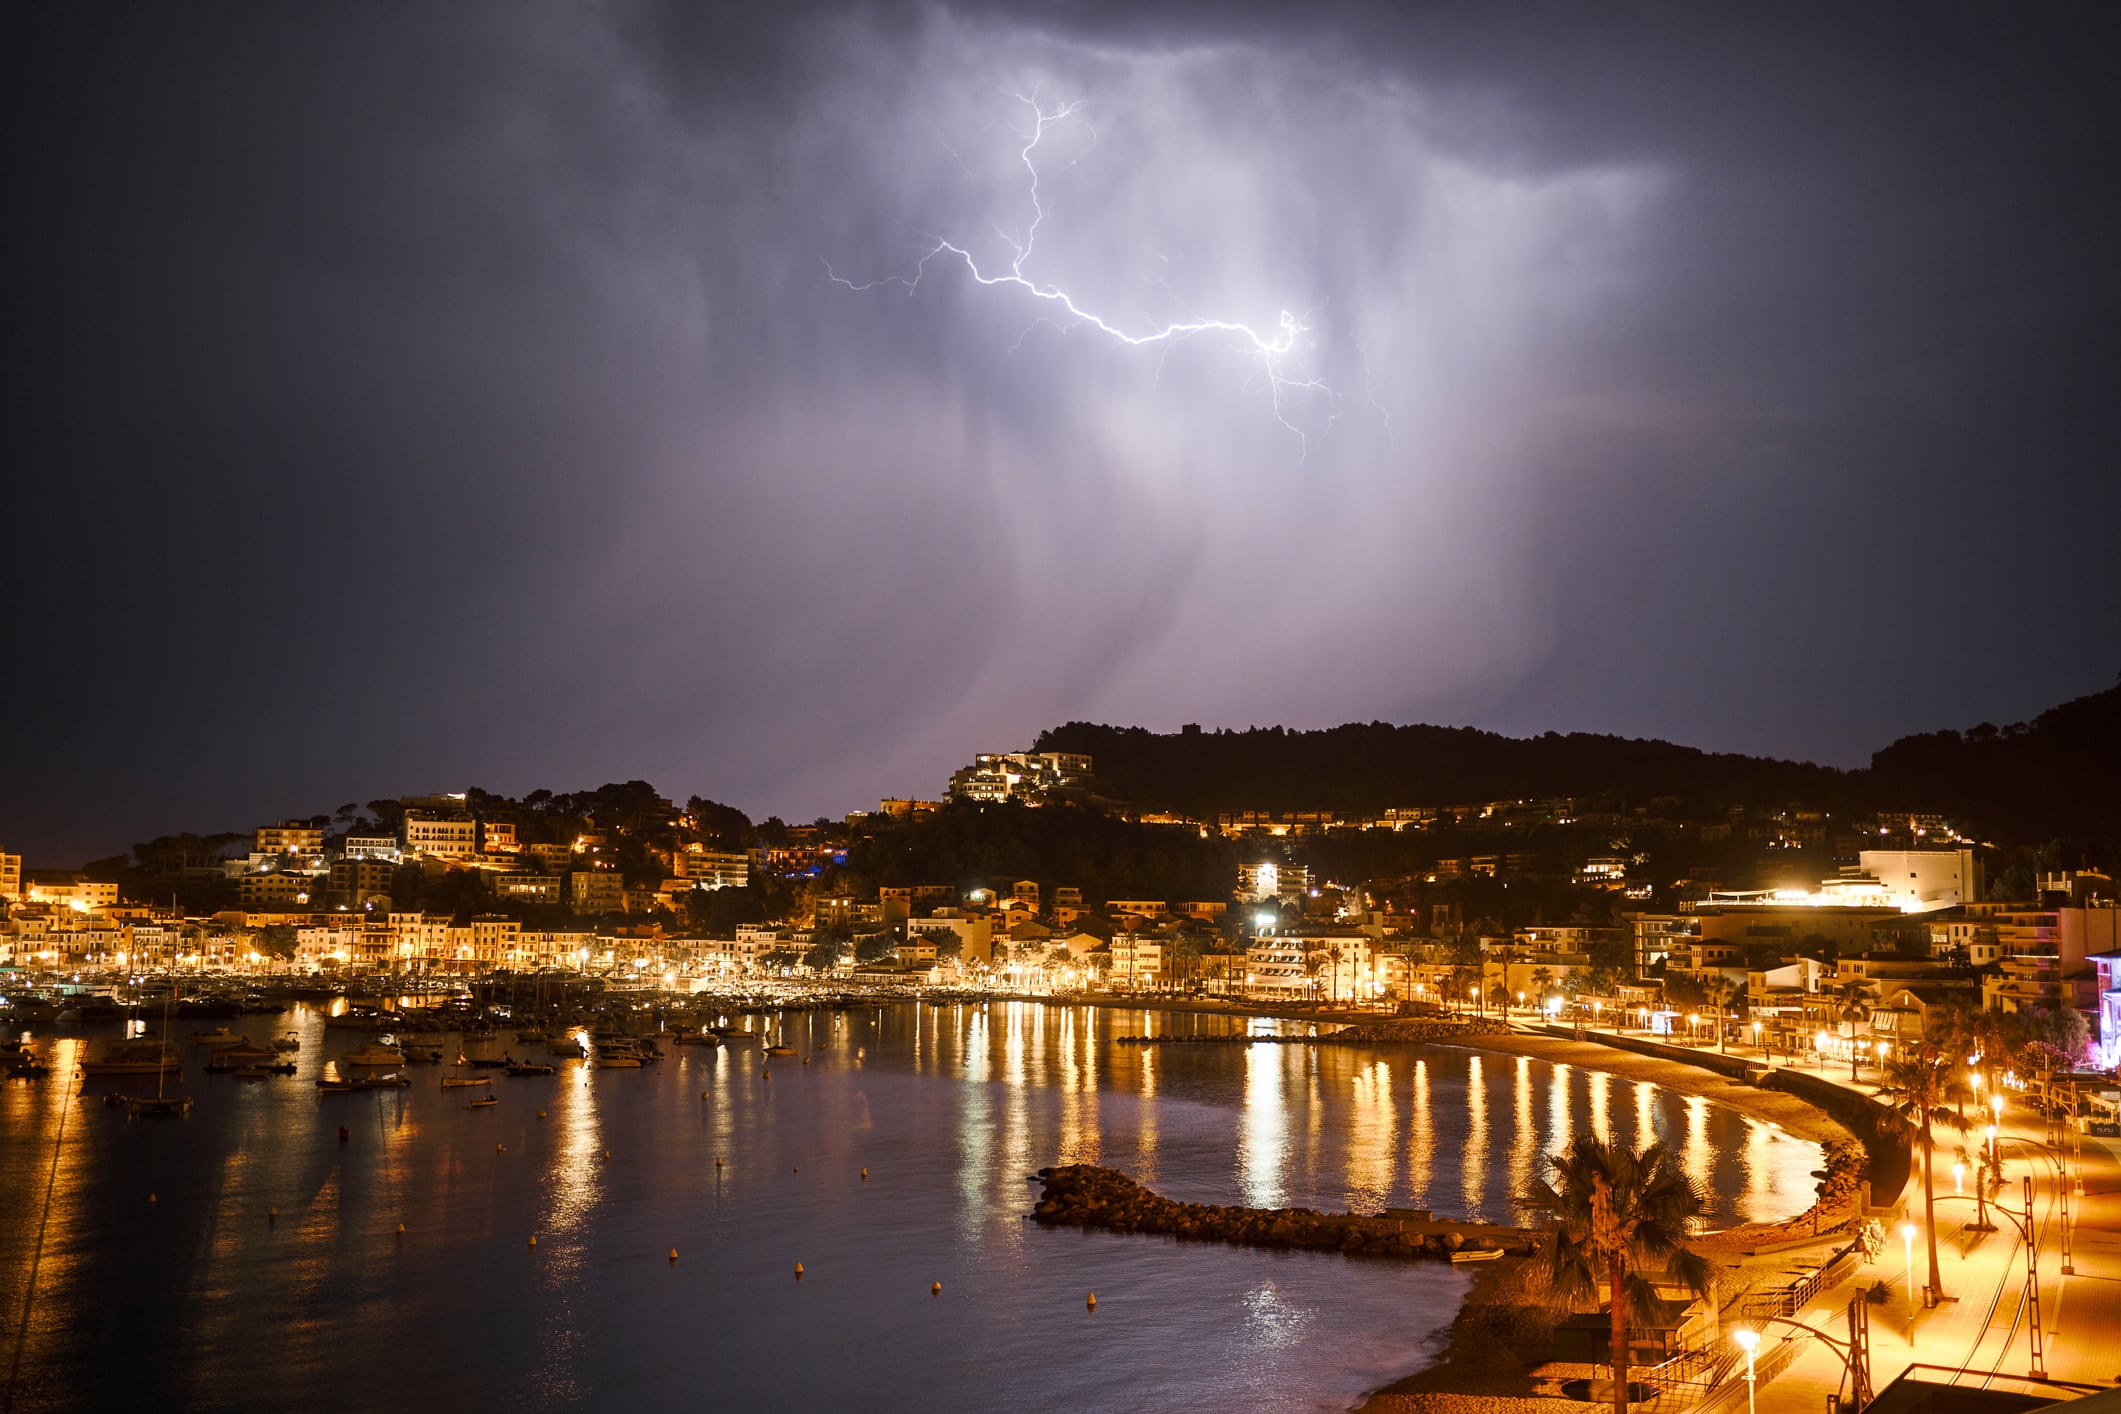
[[825, 94, 1337, 458]]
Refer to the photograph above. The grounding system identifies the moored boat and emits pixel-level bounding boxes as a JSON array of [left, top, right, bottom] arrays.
[[127, 1094, 193, 1117], [79, 1042, 181, 1076], [441, 1076, 491, 1088], [505, 1061, 556, 1076]]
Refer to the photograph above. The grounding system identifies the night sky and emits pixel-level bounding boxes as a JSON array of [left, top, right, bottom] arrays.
[[6, 3, 2119, 864]]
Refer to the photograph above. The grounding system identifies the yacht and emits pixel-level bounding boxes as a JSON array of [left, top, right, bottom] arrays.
[[79, 1041, 181, 1076], [339, 1042, 406, 1069]]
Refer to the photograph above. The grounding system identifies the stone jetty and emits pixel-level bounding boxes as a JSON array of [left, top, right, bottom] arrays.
[[1032, 1164, 1522, 1260]]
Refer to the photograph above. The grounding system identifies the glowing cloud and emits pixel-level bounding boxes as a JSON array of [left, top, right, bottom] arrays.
[[826, 92, 1339, 457]]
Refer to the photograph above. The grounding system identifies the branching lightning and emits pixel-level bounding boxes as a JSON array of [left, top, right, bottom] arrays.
[[825, 94, 1339, 457]]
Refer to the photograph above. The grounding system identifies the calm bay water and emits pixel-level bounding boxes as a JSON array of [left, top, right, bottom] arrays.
[[0, 1003, 1818, 1411]]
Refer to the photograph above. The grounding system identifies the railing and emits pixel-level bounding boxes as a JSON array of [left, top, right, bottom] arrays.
[[1739, 1242, 1864, 1320]]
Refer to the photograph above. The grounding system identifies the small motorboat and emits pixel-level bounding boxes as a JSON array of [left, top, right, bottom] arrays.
[[1449, 1247, 1506, 1263], [339, 1043, 405, 1069], [402, 1045, 444, 1065], [191, 1026, 244, 1047], [765, 1044, 797, 1057], [467, 1095, 499, 1109], [674, 1031, 721, 1047], [441, 1076, 492, 1089], [7, 1057, 52, 1079], [271, 1034, 301, 1053], [505, 1061, 556, 1076]]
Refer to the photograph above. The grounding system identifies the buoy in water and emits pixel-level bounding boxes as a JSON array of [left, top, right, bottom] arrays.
[[537, 1109, 547, 1119], [792, 1166, 798, 1174], [529, 1235, 537, 1248], [603, 1149, 610, 1159], [701, 1091, 709, 1100], [396, 1223, 405, 1235], [793, 1261, 804, 1279], [669, 1248, 679, 1264], [860, 1167, 868, 1180], [802, 1057, 810, 1065], [1086, 1292, 1096, 1309], [148, 1193, 157, 1204], [497, 1143, 506, 1153], [268, 1206, 277, 1220], [715, 1156, 723, 1168], [932, 1282, 942, 1296]]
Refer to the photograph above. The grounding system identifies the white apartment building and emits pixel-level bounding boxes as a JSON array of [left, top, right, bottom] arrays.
[[673, 847, 750, 889], [1244, 941, 1310, 998], [403, 812, 477, 859]]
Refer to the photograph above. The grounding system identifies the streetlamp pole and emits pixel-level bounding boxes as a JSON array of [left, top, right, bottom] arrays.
[[1733, 1328, 1758, 1414]]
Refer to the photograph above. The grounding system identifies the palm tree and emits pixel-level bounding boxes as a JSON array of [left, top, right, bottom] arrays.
[[1700, 975, 1735, 1054], [1531, 966, 1555, 1012], [1528, 1135, 1712, 1414], [1836, 980, 1876, 1079], [1874, 1045, 1970, 1304]]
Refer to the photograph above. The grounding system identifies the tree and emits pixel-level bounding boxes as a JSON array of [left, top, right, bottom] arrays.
[[252, 924, 299, 965], [803, 937, 846, 972], [854, 933, 897, 965], [1700, 975, 1736, 1054], [1527, 1135, 1712, 1414], [2018, 1004, 2089, 1071], [1874, 1045, 1970, 1304], [1835, 979, 1876, 1080]]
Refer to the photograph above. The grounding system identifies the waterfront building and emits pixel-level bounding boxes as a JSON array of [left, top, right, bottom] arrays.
[[1108, 933, 1164, 988], [1243, 940, 1308, 998]]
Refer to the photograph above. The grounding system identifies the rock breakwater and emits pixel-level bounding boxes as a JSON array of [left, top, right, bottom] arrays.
[[1032, 1164, 1522, 1260]]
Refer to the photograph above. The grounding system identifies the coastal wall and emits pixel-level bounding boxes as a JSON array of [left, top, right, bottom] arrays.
[[1759, 1067, 1912, 1201], [1531, 1025, 1914, 1208]]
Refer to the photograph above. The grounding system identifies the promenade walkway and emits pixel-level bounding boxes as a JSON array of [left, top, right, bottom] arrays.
[[1532, 1019, 2121, 1410]]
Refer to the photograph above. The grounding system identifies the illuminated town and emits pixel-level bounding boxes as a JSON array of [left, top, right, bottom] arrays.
[[7, 2, 2119, 1411]]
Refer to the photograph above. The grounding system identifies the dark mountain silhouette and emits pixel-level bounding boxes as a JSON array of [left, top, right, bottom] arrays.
[[1866, 680, 2121, 840], [1035, 679, 2121, 842]]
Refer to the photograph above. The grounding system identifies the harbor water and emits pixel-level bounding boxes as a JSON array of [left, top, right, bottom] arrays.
[[0, 1003, 1819, 1411]]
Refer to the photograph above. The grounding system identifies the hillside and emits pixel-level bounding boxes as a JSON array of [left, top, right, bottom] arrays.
[[1866, 680, 2121, 840], [1034, 721, 1848, 821], [1037, 680, 2121, 841]]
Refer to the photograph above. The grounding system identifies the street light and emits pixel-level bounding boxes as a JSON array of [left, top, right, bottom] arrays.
[[1901, 1223, 1917, 1344], [1953, 1161, 1964, 1195], [1732, 1328, 1759, 1414]]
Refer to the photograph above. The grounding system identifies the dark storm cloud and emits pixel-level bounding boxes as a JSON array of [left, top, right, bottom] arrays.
[[4, 2, 2118, 861]]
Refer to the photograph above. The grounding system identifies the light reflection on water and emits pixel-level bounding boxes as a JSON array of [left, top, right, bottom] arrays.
[[0, 1002, 1815, 1412]]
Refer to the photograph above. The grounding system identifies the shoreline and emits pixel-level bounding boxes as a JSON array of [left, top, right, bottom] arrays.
[[1357, 1031, 1857, 1413], [981, 997, 1861, 1412]]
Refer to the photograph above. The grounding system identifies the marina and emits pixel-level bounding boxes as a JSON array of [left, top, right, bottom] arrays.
[[0, 994, 1817, 1412]]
